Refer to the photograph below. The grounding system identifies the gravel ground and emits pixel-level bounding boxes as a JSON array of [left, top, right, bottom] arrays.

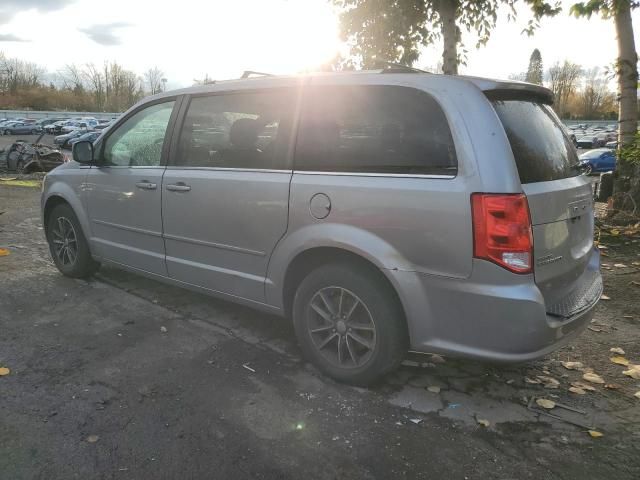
[[1, 157, 639, 479]]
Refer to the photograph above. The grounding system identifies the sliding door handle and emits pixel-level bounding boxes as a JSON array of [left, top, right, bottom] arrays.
[[135, 181, 157, 190], [166, 183, 191, 192]]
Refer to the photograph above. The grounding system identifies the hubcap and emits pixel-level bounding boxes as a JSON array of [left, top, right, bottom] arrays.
[[51, 216, 78, 266], [306, 286, 376, 369]]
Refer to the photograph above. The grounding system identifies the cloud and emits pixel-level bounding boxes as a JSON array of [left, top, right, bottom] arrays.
[[0, 33, 28, 42], [78, 22, 131, 46], [0, 0, 75, 25]]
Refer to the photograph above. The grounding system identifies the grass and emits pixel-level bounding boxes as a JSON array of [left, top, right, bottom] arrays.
[[0, 178, 42, 188]]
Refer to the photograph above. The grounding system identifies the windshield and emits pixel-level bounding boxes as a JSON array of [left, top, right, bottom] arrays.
[[580, 150, 605, 159], [491, 99, 580, 184]]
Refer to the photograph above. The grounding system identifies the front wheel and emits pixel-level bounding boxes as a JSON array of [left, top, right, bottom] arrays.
[[46, 203, 99, 278], [292, 263, 407, 386]]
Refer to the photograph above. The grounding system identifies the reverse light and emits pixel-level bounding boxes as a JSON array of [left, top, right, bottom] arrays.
[[471, 193, 533, 274]]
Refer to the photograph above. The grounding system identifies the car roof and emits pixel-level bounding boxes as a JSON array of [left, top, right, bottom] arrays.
[[141, 70, 554, 105]]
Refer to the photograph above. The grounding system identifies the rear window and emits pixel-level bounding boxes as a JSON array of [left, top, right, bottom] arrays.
[[491, 100, 580, 184]]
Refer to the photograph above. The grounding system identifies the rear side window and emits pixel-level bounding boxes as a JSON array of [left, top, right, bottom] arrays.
[[175, 90, 295, 170], [491, 100, 579, 183], [295, 85, 457, 175]]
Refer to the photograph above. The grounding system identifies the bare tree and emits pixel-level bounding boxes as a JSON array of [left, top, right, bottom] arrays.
[[144, 67, 165, 95], [548, 60, 582, 117], [579, 67, 612, 118], [83, 63, 106, 110], [58, 64, 85, 94]]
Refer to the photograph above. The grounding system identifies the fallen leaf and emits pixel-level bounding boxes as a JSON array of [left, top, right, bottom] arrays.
[[583, 372, 605, 384], [610, 347, 626, 355], [476, 418, 490, 427], [610, 356, 630, 366], [623, 367, 640, 379], [604, 383, 621, 390], [588, 430, 604, 438], [634, 391, 640, 399], [86, 435, 99, 443], [614, 263, 628, 268], [536, 398, 556, 409], [623, 315, 634, 319], [588, 326, 603, 333], [571, 381, 596, 392], [160, 326, 167, 333], [0, 248, 9, 257], [536, 376, 560, 389], [525, 377, 541, 384], [561, 361, 584, 370], [610, 228, 620, 236], [600, 294, 611, 301], [409, 418, 422, 425], [569, 386, 586, 395], [0, 367, 10, 376], [427, 386, 441, 393]]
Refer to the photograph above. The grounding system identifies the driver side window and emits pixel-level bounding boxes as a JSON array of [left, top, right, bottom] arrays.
[[102, 101, 175, 167]]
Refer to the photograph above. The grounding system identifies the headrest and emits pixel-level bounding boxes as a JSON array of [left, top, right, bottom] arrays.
[[229, 118, 259, 149]]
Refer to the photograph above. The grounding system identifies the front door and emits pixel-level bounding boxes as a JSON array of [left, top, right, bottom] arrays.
[[162, 89, 297, 302], [85, 100, 177, 275]]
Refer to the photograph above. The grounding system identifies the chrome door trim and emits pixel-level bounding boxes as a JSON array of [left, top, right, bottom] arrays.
[[292, 170, 456, 179], [165, 166, 291, 174], [163, 233, 266, 257]]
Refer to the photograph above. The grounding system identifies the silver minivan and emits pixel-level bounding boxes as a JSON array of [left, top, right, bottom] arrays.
[[41, 69, 602, 385]]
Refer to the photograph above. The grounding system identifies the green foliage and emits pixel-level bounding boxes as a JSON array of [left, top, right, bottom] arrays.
[[525, 48, 543, 84], [335, 0, 561, 70], [570, 0, 640, 19], [619, 132, 640, 165]]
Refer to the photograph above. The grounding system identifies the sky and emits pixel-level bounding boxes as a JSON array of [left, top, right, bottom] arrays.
[[0, 0, 638, 88]]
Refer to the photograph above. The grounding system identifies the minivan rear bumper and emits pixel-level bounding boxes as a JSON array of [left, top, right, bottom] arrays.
[[388, 248, 601, 363]]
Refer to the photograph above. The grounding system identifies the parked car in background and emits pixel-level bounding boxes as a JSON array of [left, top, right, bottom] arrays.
[[579, 148, 616, 173], [68, 131, 100, 147], [2, 122, 41, 135], [46, 120, 67, 134], [0, 120, 21, 129], [61, 121, 90, 134], [36, 117, 66, 129], [576, 135, 597, 149], [94, 120, 113, 131], [605, 141, 617, 149], [54, 129, 86, 149], [43, 71, 602, 385]]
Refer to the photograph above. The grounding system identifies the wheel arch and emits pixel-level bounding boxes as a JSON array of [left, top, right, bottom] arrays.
[[43, 188, 92, 244]]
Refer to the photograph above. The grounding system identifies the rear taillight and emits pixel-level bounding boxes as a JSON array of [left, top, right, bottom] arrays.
[[471, 193, 533, 274]]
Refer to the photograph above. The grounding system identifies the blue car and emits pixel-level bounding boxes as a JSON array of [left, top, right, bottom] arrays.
[[579, 148, 616, 174], [2, 122, 41, 135]]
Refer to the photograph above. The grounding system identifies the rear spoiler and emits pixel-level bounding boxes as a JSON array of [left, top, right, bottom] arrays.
[[461, 75, 554, 105]]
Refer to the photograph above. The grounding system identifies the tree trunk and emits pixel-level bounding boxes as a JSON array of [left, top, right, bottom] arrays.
[[438, 0, 458, 75], [612, 0, 639, 216]]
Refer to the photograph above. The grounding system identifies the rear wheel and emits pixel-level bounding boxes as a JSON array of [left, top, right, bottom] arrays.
[[46, 203, 99, 278], [292, 263, 407, 385]]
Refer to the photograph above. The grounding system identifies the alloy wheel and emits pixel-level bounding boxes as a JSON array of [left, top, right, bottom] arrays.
[[306, 286, 377, 369], [51, 216, 78, 266]]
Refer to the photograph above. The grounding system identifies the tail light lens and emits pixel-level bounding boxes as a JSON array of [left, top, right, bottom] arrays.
[[471, 193, 533, 274]]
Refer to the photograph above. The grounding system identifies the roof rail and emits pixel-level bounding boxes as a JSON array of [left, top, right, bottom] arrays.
[[241, 70, 275, 79], [374, 60, 431, 74]]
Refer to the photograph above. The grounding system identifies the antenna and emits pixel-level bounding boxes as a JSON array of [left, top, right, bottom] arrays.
[[241, 70, 275, 79]]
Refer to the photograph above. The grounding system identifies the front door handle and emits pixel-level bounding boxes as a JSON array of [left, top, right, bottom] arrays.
[[166, 183, 191, 192], [135, 181, 157, 190]]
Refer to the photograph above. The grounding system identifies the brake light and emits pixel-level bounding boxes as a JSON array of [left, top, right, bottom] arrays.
[[471, 193, 533, 274]]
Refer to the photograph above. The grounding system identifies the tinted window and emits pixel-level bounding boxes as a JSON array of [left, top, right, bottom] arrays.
[[294, 85, 457, 175], [491, 100, 580, 183], [102, 101, 175, 167], [175, 91, 294, 169]]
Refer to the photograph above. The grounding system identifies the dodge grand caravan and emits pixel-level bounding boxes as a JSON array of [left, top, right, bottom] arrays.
[[41, 68, 602, 385]]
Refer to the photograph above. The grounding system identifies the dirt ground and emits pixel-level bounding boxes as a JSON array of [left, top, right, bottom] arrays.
[[1, 171, 639, 479]]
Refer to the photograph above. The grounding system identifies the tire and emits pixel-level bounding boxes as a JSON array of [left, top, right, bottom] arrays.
[[292, 263, 407, 386], [46, 203, 99, 278]]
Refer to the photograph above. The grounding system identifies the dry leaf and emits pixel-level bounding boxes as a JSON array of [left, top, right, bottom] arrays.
[[476, 418, 490, 427], [622, 367, 640, 380], [610, 229, 620, 236], [583, 372, 605, 384], [525, 377, 541, 384], [588, 326, 603, 333], [569, 386, 586, 395], [634, 391, 640, 399], [571, 381, 596, 392], [604, 383, 621, 390], [536, 375, 560, 389], [160, 326, 168, 333], [614, 263, 628, 268], [536, 398, 556, 409], [610, 356, 630, 366], [0, 248, 9, 257], [0, 367, 10, 376], [600, 295, 611, 301], [86, 435, 99, 443], [623, 315, 634, 319], [427, 386, 441, 393], [588, 430, 604, 438], [561, 361, 584, 370], [610, 347, 625, 355]]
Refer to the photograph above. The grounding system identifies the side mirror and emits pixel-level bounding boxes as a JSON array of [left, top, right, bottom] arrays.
[[72, 140, 94, 164]]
